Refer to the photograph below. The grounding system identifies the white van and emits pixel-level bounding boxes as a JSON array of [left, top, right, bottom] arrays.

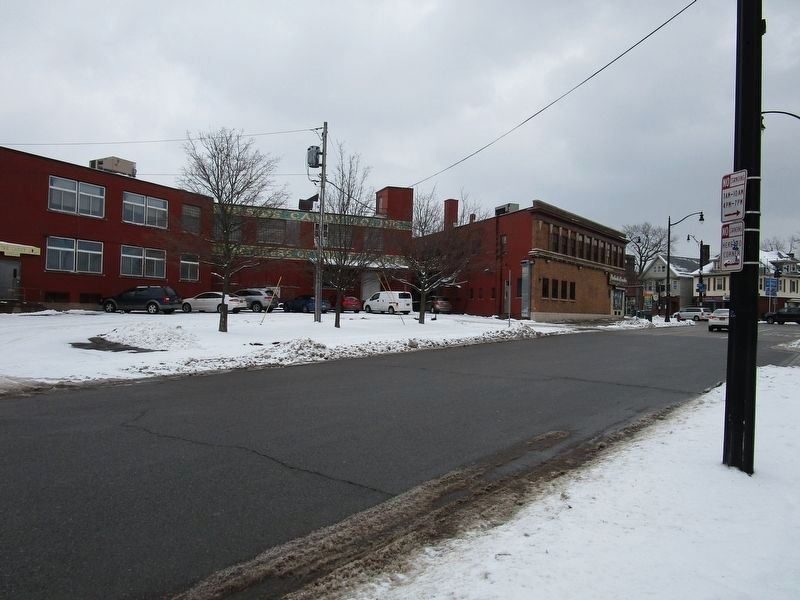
[[363, 291, 413, 314]]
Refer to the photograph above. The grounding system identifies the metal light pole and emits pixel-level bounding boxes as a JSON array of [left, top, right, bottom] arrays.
[[687, 234, 708, 308], [665, 211, 704, 322]]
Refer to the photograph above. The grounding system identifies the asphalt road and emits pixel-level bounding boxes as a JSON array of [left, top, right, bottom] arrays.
[[1, 324, 797, 599]]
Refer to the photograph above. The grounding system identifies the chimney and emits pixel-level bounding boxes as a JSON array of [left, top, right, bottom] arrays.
[[469, 213, 476, 224], [444, 198, 459, 229]]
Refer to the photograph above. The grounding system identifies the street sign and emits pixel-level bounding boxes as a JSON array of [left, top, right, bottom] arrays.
[[721, 169, 747, 223], [697, 282, 706, 293], [764, 278, 778, 297], [720, 220, 744, 272]]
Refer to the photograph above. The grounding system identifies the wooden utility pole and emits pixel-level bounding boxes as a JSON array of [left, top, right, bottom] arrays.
[[723, 1, 763, 474]]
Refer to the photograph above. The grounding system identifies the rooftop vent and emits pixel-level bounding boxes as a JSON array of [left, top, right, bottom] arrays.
[[89, 156, 137, 177], [494, 203, 519, 216]]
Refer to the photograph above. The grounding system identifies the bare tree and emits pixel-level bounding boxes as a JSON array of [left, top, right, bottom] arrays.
[[623, 222, 669, 280], [180, 127, 287, 332], [762, 235, 799, 253], [456, 188, 491, 225], [393, 188, 481, 324], [322, 143, 377, 328]]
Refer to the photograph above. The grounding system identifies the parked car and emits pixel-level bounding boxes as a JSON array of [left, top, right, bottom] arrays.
[[233, 288, 279, 312], [426, 296, 452, 314], [283, 295, 330, 313], [331, 295, 362, 313], [763, 307, 800, 324], [181, 291, 247, 314], [672, 307, 711, 321], [708, 308, 730, 332], [363, 291, 413, 314], [101, 285, 182, 314]]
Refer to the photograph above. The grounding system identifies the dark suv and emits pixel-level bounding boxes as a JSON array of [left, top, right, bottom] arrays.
[[101, 285, 182, 314], [763, 307, 800, 324]]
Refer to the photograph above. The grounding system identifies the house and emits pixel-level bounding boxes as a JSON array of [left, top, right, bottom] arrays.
[[639, 254, 701, 316], [689, 250, 800, 314], [0, 147, 414, 310], [437, 199, 629, 321]]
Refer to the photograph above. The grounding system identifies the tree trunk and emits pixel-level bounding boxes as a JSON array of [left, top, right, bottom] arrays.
[[418, 290, 427, 324], [334, 289, 342, 328], [218, 275, 229, 333]]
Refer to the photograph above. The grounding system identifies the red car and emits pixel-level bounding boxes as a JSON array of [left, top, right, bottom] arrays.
[[333, 295, 363, 313]]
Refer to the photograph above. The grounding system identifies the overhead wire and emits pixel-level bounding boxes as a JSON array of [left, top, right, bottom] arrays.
[[0, 127, 321, 147], [409, 0, 699, 188]]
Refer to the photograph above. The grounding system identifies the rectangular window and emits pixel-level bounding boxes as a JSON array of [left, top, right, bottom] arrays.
[[284, 220, 300, 246], [182, 204, 201, 234], [328, 223, 354, 249], [561, 280, 568, 300], [542, 277, 549, 298], [561, 230, 568, 255], [550, 228, 559, 252], [569, 234, 576, 257], [258, 219, 285, 244], [145, 248, 166, 278], [314, 223, 329, 246], [180, 254, 200, 282], [121, 245, 144, 276], [46, 236, 75, 271], [46, 236, 102, 273], [577, 234, 584, 258], [76, 240, 103, 273], [123, 192, 168, 228], [569, 281, 576, 300], [551, 278, 559, 299], [491, 287, 496, 299], [49, 176, 105, 218], [516, 278, 522, 298], [364, 227, 384, 252], [500, 234, 508, 255]]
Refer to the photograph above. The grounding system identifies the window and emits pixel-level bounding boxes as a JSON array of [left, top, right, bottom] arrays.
[[542, 278, 549, 298], [182, 204, 201, 234], [258, 219, 285, 244], [500, 234, 508, 255], [561, 280, 568, 300], [550, 228, 559, 252], [561, 230, 568, 255], [364, 227, 384, 252], [48, 176, 105, 218], [121, 245, 165, 278], [46, 237, 75, 271], [314, 223, 329, 246], [46, 236, 103, 273], [577, 234, 584, 258], [478, 287, 484, 299], [327, 223, 353, 249], [569, 281, 576, 300], [180, 254, 200, 282], [551, 278, 559, 299], [516, 278, 522, 297], [123, 192, 168, 228]]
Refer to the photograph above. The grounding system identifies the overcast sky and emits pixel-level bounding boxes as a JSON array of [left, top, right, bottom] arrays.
[[2, 1, 797, 257]]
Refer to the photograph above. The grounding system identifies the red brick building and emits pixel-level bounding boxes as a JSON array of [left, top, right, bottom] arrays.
[[0, 147, 413, 307], [443, 199, 628, 320]]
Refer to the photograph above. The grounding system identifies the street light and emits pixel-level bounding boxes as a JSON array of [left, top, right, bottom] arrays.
[[665, 211, 704, 322], [761, 110, 800, 130], [687, 234, 706, 309]]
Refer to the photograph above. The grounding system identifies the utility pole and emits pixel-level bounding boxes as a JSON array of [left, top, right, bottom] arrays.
[[314, 122, 328, 323], [723, 1, 763, 474]]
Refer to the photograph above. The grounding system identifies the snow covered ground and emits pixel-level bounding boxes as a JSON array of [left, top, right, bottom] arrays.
[[345, 364, 800, 600], [2, 309, 797, 598]]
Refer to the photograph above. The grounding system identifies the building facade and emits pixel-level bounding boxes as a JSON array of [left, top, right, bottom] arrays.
[[443, 199, 628, 321], [639, 255, 701, 316], [0, 147, 414, 309]]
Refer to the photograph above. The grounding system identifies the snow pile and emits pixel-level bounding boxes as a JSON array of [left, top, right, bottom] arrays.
[[100, 322, 199, 350], [347, 365, 800, 600]]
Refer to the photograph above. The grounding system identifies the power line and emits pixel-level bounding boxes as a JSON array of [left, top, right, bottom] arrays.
[[410, 0, 699, 188], [0, 127, 320, 147]]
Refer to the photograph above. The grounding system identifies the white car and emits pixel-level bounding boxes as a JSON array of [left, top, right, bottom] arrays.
[[181, 292, 247, 314], [363, 291, 413, 314], [708, 308, 730, 332], [673, 307, 711, 321]]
